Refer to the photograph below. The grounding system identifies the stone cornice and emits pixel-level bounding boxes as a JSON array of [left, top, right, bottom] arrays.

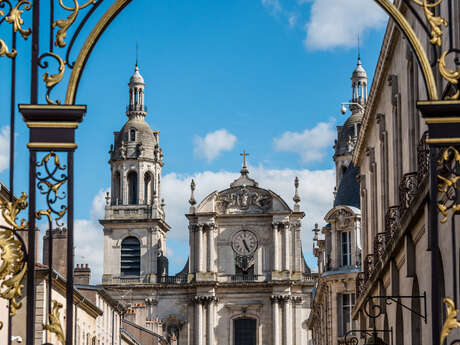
[[352, 6, 401, 166]]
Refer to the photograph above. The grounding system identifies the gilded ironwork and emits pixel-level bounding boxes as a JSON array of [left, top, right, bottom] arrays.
[[0, 0, 31, 58], [412, 0, 446, 47], [36, 152, 68, 227], [0, 192, 27, 230], [0, 38, 15, 57], [39, 52, 66, 104], [0, 192, 28, 326], [439, 50, 460, 91], [437, 146, 460, 223], [65, 0, 134, 104], [5, 0, 31, 39], [440, 298, 460, 344], [43, 300, 66, 345], [53, 0, 96, 48]]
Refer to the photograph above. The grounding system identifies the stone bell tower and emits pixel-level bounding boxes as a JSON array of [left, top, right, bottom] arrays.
[[333, 57, 367, 188], [100, 64, 170, 284]]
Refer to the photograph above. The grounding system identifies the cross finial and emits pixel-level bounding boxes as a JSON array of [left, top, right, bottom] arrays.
[[136, 41, 139, 67], [240, 150, 249, 175], [357, 33, 361, 61]]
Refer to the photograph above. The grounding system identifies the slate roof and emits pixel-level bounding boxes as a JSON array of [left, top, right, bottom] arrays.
[[334, 163, 360, 209]]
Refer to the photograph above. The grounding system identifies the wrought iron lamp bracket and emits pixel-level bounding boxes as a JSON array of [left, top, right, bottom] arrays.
[[345, 328, 393, 345], [364, 292, 427, 323]]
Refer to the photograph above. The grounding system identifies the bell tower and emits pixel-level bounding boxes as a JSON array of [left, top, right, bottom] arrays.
[[333, 57, 367, 188], [100, 64, 171, 284]]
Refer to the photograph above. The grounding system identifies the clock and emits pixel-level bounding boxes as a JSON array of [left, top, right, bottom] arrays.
[[232, 230, 258, 256]]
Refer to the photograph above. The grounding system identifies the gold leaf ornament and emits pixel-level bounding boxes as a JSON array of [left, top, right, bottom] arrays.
[[413, 0, 447, 47], [0, 225, 27, 323], [0, 38, 17, 58], [5, 0, 32, 39], [441, 298, 460, 344], [42, 53, 66, 104], [439, 50, 460, 85], [0, 192, 28, 231], [43, 300, 66, 345], [53, 0, 96, 48]]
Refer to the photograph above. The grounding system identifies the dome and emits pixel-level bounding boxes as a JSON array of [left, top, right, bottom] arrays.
[[112, 117, 157, 161], [129, 65, 145, 85], [352, 59, 367, 79]]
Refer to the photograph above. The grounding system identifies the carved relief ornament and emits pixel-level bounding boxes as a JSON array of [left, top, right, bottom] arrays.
[[216, 186, 272, 214]]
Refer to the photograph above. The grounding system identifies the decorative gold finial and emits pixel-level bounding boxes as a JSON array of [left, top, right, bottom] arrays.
[[293, 177, 301, 211], [240, 150, 249, 175]]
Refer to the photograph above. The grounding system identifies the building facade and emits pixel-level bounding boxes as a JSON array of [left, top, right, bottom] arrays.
[[101, 65, 315, 345], [351, 1, 460, 344], [308, 59, 365, 345]]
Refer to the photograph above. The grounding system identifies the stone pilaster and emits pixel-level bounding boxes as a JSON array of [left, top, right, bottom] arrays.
[[193, 296, 204, 345], [282, 296, 292, 345], [272, 223, 280, 271], [271, 295, 280, 345], [282, 223, 290, 271], [197, 224, 204, 272]]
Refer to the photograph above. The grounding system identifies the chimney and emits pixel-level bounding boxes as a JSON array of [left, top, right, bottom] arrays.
[[74, 264, 91, 285], [43, 228, 68, 277]]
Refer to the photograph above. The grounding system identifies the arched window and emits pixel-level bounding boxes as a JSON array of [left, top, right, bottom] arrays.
[[144, 172, 154, 204], [233, 318, 256, 345], [127, 171, 138, 205], [130, 128, 136, 141], [113, 171, 121, 205], [121, 237, 140, 276]]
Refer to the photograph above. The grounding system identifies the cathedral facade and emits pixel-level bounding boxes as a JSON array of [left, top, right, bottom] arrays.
[[101, 65, 315, 345]]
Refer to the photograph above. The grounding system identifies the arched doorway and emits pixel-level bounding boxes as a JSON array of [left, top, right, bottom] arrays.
[[234, 318, 256, 345]]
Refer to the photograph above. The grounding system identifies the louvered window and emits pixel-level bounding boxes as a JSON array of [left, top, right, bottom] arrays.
[[121, 237, 140, 276]]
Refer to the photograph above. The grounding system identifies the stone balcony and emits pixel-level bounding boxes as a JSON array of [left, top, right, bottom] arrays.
[[104, 204, 165, 220]]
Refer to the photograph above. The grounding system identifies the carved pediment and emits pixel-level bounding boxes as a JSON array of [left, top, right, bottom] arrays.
[[216, 186, 272, 214], [329, 208, 353, 230]]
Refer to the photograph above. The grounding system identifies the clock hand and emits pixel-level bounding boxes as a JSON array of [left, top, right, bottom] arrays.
[[243, 239, 250, 252]]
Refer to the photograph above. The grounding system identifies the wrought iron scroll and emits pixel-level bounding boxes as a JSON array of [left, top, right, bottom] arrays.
[[35, 152, 68, 228], [437, 146, 460, 224], [364, 294, 427, 323], [399, 172, 418, 215], [345, 329, 393, 345]]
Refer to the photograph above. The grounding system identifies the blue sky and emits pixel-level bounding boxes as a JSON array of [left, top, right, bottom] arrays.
[[0, 0, 387, 282]]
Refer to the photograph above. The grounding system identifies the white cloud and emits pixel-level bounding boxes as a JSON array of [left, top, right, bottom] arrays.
[[304, 0, 386, 50], [273, 121, 335, 163], [162, 166, 335, 258], [288, 14, 297, 28], [261, 0, 282, 15], [194, 129, 237, 162], [0, 126, 10, 173], [74, 188, 108, 284]]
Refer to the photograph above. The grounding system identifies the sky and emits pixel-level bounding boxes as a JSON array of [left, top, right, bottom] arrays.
[[0, 0, 387, 283]]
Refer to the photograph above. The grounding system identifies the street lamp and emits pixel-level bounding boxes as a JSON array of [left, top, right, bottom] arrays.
[[340, 102, 365, 115]]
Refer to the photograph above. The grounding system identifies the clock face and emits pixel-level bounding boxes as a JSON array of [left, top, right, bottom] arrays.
[[232, 230, 258, 256]]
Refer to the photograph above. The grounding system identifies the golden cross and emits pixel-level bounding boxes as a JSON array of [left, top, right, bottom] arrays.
[[240, 150, 249, 167]]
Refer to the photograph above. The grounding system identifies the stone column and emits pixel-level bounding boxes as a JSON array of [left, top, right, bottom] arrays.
[[272, 223, 280, 271], [271, 296, 280, 345], [197, 224, 204, 272], [283, 296, 292, 345], [206, 297, 214, 345], [283, 223, 290, 271], [195, 297, 203, 345]]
